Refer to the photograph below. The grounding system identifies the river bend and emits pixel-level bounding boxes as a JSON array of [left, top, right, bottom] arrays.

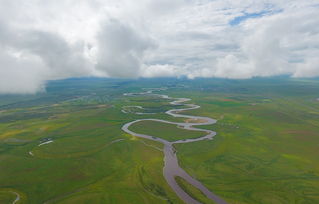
[[122, 90, 227, 204]]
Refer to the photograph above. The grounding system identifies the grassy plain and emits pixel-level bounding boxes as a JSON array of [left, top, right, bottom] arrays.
[[0, 77, 319, 203], [0, 79, 185, 203], [129, 120, 206, 142], [175, 177, 215, 204], [172, 78, 319, 203]]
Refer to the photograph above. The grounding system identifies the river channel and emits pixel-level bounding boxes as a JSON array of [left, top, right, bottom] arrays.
[[122, 89, 227, 204]]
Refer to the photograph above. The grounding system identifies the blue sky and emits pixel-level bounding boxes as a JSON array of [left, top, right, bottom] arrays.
[[229, 11, 270, 26]]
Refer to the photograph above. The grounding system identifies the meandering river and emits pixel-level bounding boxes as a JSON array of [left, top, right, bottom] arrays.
[[122, 89, 227, 204]]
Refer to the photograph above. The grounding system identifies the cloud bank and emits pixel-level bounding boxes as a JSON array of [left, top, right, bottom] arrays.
[[0, 0, 318, 93]]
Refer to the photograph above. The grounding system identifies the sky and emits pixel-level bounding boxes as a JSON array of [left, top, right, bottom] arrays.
[[0, 0, 318, 94]]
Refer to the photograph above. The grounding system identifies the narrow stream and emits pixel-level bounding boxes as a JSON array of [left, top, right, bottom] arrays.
[[11, 191, 20, 204], [122, 90, 227, 204]]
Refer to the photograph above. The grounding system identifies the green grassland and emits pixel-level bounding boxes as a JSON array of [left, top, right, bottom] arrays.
[[171, 79, 319, 203], [0, 77, 319, 203], [0, 190, 18, 204], [0, 105, 184, 203], [129, 120, 206, 142], [0, 79, 185, 203], [175, 177, 215, 204], [0, 188, 27, 204]]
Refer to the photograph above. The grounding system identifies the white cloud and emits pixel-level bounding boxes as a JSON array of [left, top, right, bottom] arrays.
[[96, 19, 156, 78], [0, 49, 46, 94], [0, 0, 318, 93], [141, 64, 181, 78]]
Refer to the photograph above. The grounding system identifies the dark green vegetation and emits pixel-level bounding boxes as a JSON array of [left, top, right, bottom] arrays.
[[1, 77, 319, 203], [129, 120, 206, 141]]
